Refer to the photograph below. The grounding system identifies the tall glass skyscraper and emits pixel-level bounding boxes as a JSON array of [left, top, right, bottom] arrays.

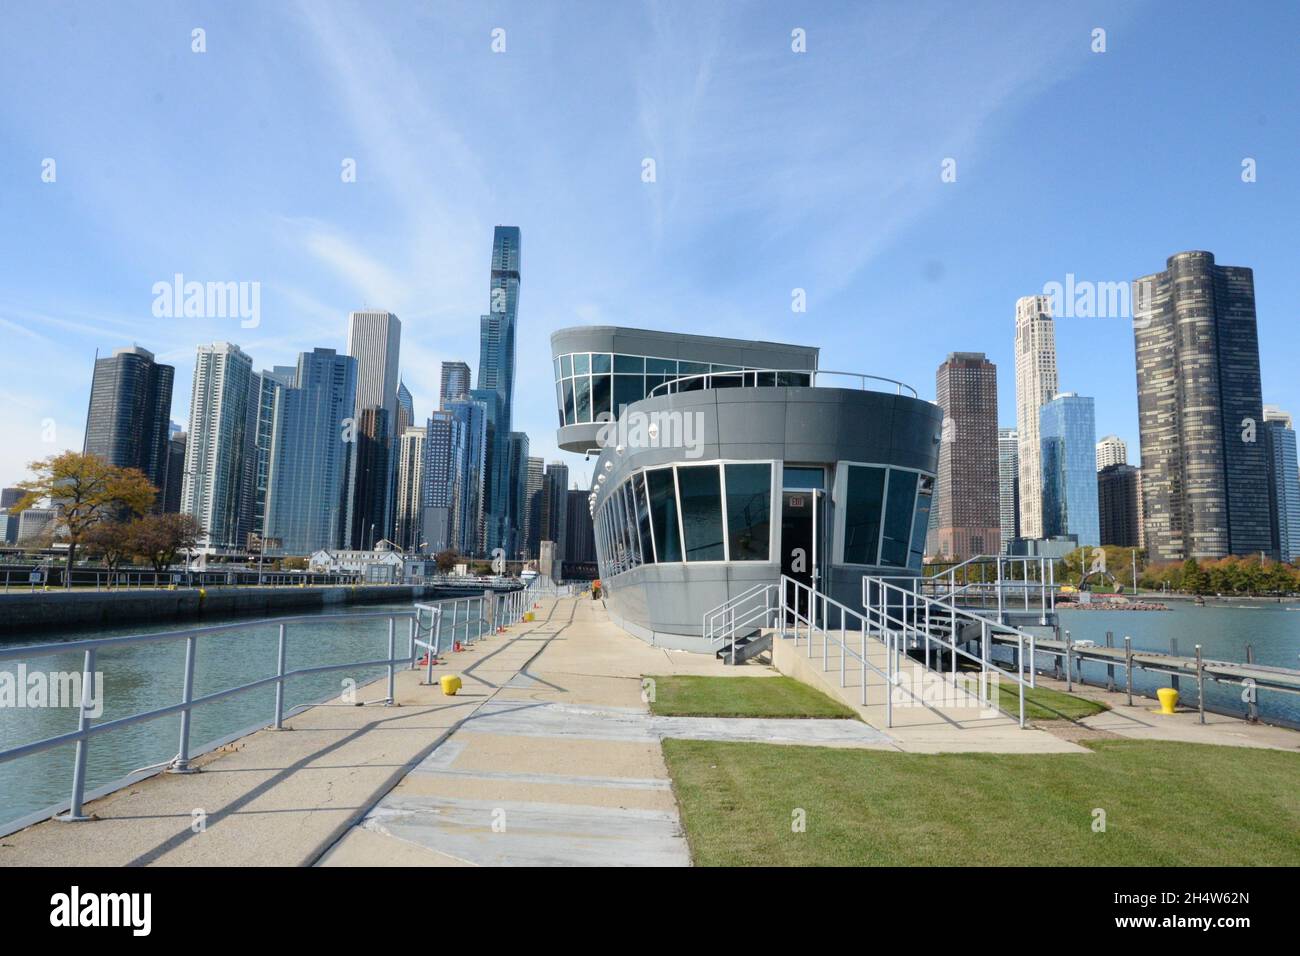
[[1039, 392, 1099, 549], [83, 346, 174, 504], [478, 226, 521, 554], [263, 349, 357, 555], [1133, 251, 1271, 560], [1264, 406, 1300, 562], [438, 396, 489, 556], [394, 425, 426, 552], [182, 343, 253, 551], [440, 361, 471, 408]]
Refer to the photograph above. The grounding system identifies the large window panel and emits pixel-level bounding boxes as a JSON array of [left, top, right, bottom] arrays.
[[573, 353, 590, 375], [622, 480, 641, 567], [677, 464, 725, 561], [575, 376, 592, 424], [843, 465, 886, 565], [613, 374, 644, 416], [614, 354, 644, 373], [909, 476, 934, 571], [646, 468, 682, 562], [592, 353, 611, 373], [634, 472, 654, 563], [880, 469, 918, 568], [560, 354, 573, 378], [724, 463, 771, 561], [592, 374, 612, 420], [562, 379, 575, 425]]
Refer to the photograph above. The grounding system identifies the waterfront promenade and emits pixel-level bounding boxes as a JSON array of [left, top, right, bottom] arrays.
[[3, 595, 1296, 866]]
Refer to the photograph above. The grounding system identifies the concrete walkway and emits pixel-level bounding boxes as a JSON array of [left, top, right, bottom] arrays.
[[320, 599, 890, 866]]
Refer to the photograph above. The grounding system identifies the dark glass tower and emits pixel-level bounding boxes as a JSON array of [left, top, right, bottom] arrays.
[[1133, 251, 1271, 560], [83, 346, 174, 505], [478, 226, 521, 553]]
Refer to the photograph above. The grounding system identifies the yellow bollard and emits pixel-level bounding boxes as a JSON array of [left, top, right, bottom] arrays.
[[440, 674, 462, 696], [523, 611, 535, 622], [1156, 687, 1179, 715]]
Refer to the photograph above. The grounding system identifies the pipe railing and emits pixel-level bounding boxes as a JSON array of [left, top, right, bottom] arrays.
[[777, 575, 942, 728], [862, 575, 1035, 728], [0, 582, 548, 825], [646, 368, 918, 400]]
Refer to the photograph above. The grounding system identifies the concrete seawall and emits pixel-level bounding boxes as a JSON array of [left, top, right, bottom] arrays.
[[0, 584, 486, 635]]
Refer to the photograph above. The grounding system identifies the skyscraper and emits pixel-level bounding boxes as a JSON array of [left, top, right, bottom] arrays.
[[539, 461, 569, 561], [1263, 406, 1300, 562], [243, 369, 290, 541], [163, 430, 186, 514], [523, 456, 544, 559], [998, 427, 1020, 554], [347, 311, 402, 427], [1039, 392, 1099, 549], [1014, 294, 1058, 540], [422, 410, 456, 553], [565, 488, 596, 564], [1098, 463, 1141, 549], [83, 346, 174, 503], [928, 352, 1001, 559], [507, 431, 530, 559], [1133, 251, 1271, 560], [347, 406, 391, 549], [1096, 435, 1128, 471], [182, 343, 253, 551], [440, 361, 471, 408], [347, 310, 401, 544], [394, 425, 426, 552], [395, 381, 414, 434], [263, 348, 357, 555], [441, 396, 489, 555], [478, 226, 521, 554]]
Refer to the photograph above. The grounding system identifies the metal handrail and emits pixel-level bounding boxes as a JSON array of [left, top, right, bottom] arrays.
[[0, 580, 547, 825], [703, 582, 773, 641], [777, 575, 941, 728], [862, 574, 1034, 727], [646, 368, 918, 400]]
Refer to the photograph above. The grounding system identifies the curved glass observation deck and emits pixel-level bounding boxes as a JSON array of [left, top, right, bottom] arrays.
[[551, 325, 941, 649]]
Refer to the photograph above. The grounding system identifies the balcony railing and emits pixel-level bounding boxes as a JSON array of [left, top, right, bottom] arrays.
[[645, 368, 918, 399]]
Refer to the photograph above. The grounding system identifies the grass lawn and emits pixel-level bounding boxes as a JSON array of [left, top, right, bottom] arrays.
[[997, 682, 1108, 721], [647, 675, 858, 719], [663, 738, 1300, 866]]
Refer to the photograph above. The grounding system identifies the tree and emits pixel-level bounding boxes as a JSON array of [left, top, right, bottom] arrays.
[[127, 513, 200, 572], [13, 452, 157, 584], [434, 548, 460, 573], [1181, 557, 1208, 595], [81, 520, 133, 579]]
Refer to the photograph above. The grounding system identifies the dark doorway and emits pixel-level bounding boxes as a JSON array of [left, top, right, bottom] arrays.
[[781, 490, 818, 624]]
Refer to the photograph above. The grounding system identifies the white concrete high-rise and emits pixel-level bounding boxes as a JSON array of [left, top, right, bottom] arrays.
[[1096, 434, 1128, 471], [347, 311, 402, 426], [1014, 295, 1058, 540], [394, 425, 427, 552], [182, 342, 254, 552]]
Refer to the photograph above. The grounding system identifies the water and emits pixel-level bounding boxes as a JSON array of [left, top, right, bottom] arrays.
[[1036, 602, 1300, 727], [0, 597, 487, 832]]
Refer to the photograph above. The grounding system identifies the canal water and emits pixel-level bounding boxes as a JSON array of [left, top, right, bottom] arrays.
[[1039, 602, 1300, 727], [0, 597, 488, 833]]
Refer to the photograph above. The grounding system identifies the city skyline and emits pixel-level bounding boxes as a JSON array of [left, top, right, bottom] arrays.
[[2, 3, 1297, 493]]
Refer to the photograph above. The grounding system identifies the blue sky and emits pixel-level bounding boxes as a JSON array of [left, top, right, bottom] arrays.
[[1, 0, 1296, 490]]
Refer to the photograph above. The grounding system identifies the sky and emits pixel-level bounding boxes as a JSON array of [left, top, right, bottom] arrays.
[[1, 0, 1297, 492]]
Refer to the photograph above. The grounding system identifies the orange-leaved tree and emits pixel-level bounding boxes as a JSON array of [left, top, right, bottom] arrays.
[[12, 452, 157, 584]]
